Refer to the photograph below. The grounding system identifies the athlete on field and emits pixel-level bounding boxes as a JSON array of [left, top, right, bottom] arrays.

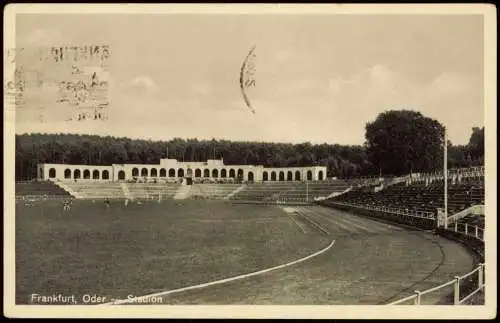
[[63, 198, 73, 212]]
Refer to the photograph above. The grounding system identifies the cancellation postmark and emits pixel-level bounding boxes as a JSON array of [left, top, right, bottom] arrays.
[[11, 44, 111, 123]]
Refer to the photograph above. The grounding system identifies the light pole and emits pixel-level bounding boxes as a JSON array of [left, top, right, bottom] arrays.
[[444, 128, 448, 229]]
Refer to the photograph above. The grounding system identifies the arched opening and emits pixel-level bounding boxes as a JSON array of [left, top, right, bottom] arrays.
[[186, 168, 193, 177], [92, 170, 100, 179], [151, 168, 158, 177], [159, 168, 166, 177], [74, 169, 81, 179], [212, 169, 218, 178], [318, 171, 324, 180], [83, 169, 90, 179], [295, 171, 301, 181], [279, 171, 285, 181], [229, 169, 235, 178], [307, 170, 312, 181], [287, 171, 293, 181], [141, 168, 148, 177], [64, 169, 71, 179], [102, 170, 109, 180], [118, 170, 125, 180], [132, 168, 139, 177], [195, 169, 202, 178], [221, 169, 227, 178], [168, 168, 176, 177], [263, 171, 269, 181], [237, 168, 244, 179], [178, 169, 185, 178], [271, 171, 277, 181], [204, 169, 210, 178], [48, 168, 56, 178], [248, 171, 254, 182]]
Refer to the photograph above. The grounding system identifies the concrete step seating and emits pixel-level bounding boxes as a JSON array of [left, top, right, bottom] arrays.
[[230, 181, 355, 202], [15, 181, 71, 196], [191, 184, 241, 199], [326, 176, 485, 217], [126, 183, 180, 200], [64, 182, 125, 199]]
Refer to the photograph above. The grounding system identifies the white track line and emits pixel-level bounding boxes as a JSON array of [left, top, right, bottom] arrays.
[[310, 207, 378, 234], [303, 207, 360, 234], [319, 207, 399, 232], [101, 239, 336, 305], [279, 207, 308, 234], [329, 215, 378, 234], [295, 209, 331, 235], [287, 214, 308, 234]]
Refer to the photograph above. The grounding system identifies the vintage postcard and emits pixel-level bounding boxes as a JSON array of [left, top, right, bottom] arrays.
[[3, 3, 497, 319]]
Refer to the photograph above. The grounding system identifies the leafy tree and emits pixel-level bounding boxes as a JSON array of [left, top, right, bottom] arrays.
[[467, 127, 484, 163], [365, 110, 445, 176]]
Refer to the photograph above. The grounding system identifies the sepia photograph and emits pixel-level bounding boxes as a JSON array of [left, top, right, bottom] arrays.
[[3, 3, 496, 319]]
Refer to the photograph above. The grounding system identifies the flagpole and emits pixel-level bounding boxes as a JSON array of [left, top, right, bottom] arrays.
[[444, 128, 448, 229]]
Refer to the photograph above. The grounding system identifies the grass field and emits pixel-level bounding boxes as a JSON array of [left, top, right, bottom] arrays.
[[16, 199, 328, 304], [15, 199, 475, 305]]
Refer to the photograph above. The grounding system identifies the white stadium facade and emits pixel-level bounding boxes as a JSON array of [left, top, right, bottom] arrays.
[[37, 158, 328, 183]]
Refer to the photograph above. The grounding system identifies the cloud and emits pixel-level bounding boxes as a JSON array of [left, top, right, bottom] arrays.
[[430, 72, 470, 95], [15, 61, 483, 146], [119, 76, 158, 95]]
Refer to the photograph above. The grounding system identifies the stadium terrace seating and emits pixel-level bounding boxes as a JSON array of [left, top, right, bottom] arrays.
[[125, 182, 180, 200], [324, 176, 485, 218], [64, 182, 126, 199], [15, 181, 71, 197], [230, 182, 302, 202], [190, 184, 242, 199], [405, 166, 485, 186], [229, 179, 364, 203]]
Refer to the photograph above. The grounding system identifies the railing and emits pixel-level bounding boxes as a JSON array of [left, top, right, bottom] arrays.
[[389, 220, 485, 305], [16, 194, 69, 201], [389, 264, 485, 305], [326, 201, 435, 219], [322, 199, 485, 305], [448, 221, 485, 242], [408, 167, 485, 184]]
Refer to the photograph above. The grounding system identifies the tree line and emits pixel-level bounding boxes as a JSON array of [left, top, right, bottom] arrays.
[[15, 110, 484, 180]]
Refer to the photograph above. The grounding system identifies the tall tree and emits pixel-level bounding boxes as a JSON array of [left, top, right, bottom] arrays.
[[467, 127, 484, 163], [365, 110, 445, 176]]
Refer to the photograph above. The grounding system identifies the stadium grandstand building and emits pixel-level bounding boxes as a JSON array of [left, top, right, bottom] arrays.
[[37, 158, 328, 183]]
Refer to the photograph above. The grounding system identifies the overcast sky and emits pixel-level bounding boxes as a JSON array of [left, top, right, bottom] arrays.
[[13, 13, 484, 145]]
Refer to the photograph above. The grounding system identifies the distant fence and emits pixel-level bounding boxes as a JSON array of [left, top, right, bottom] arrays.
[[320, 201, 436, 230], [231, 199, 314, 206]]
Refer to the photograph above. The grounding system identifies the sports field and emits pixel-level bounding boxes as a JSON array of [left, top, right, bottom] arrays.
[[15, 199, 474, 305]]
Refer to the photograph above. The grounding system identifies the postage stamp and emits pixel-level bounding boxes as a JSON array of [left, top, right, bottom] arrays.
[[3, 3, 497, 320]]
